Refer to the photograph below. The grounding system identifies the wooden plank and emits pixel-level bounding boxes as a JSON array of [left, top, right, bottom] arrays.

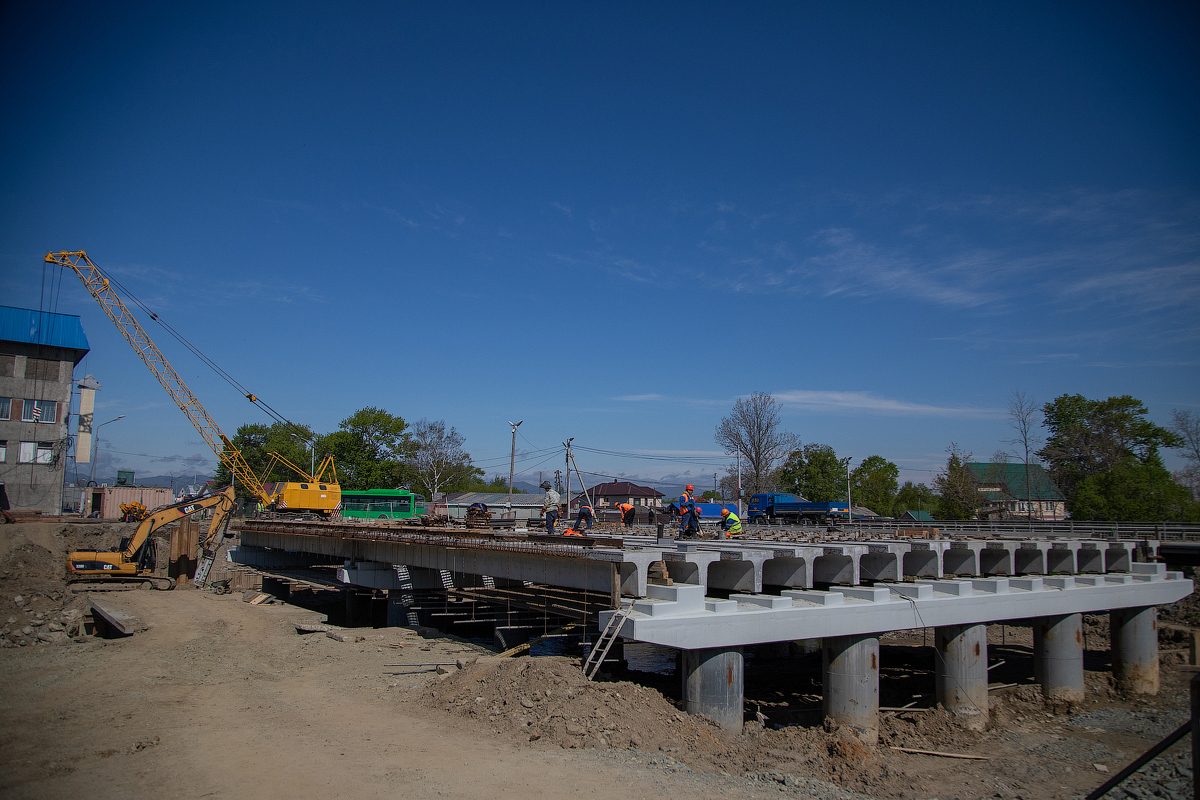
[[89, 598, 145, 635]]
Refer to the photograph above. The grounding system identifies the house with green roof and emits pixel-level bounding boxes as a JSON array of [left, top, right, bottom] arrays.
[[966, 462, 1066, 521]]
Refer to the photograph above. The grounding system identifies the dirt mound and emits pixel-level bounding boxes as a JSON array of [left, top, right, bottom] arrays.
[[419, 655, 730, 754]]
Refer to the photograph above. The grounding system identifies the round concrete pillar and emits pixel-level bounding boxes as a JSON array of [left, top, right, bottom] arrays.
[[681, 646, 744, 733], [1111, 606, 1159, 695], [823, 634, 879, 744], [1033, 613, 1084, 703], [935, 623, 988, 730]]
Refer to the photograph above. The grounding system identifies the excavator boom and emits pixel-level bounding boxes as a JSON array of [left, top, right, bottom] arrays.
[[67, 487, 236, 589]]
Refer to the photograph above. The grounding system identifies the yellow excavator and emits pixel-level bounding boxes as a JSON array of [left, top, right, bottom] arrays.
[[67, 486, 236, 590], [44, 251, 341, 520]]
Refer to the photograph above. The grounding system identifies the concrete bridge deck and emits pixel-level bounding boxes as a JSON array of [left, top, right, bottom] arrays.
[[233, 519, 1157, 599], [230, 519, 1193, 741]]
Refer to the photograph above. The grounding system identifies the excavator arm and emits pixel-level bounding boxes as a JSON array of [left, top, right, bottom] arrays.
[[120, 486, 236, 562]]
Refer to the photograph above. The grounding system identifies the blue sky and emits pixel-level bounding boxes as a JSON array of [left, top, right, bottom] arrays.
[[2, 2, 1197, 492]]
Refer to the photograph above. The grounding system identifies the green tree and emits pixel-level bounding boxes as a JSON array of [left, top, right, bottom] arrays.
[[1070, 455, 1199, 522], [701, 490, 722, 502], [850, 455, 899, 516], [324, 406, 412, 490], [934, 443, 978, 520], [893, 481, 938, 518], [449, 472, 506, 494], [775, 443, 844, 502], [1038, 394, 1182, 505]]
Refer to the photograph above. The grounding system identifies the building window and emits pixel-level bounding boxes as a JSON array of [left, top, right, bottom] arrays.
[[0, 398, 9, 420], [0, 440, 6, 462], [18, 441, 53, 464], [24, 358, 59, 382], [21, 399, 57, 423]]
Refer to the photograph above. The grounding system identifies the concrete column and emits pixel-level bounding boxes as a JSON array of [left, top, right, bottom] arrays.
[[823, 634, 879, 744], [1111, 606, 1159, 695], [680, 647, 744, 733], [1034, 613, 1084, 703], [935, 623, 988, 730]]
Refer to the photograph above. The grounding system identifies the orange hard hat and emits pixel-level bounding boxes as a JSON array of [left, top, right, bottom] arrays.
[[685, 484, 694, 492], [721, 508, 730, 516]]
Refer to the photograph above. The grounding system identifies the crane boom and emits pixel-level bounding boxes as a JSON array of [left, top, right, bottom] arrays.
[[46, 250, 298, 509]]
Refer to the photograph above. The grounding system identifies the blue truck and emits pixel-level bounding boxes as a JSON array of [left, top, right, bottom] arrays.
[[745, 493, 849, 525]]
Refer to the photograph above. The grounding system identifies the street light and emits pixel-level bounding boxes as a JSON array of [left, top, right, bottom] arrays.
[[83, 415, 125, 515], [290, 432, 315, 478], [507, 420, 523, 506], [845, 456, 854, 526]]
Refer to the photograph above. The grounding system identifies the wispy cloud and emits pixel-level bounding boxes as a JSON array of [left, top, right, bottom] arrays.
[[774, 390, 1002, 418], [612, 393, 666, 401]]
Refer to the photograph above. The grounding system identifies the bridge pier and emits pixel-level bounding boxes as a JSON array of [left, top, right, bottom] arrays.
[[822, 633, 879, 744], [935, 623, 988, 730], [1034, 613, 1084, 703], [1111, 605, 1159, 695], [680, 646, 744, 733]]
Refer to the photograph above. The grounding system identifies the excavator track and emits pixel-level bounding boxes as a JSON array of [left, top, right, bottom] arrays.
[[67, 576, 176, 592]]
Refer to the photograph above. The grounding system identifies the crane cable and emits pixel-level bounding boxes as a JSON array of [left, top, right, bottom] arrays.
[[56, 259, 298, 430]]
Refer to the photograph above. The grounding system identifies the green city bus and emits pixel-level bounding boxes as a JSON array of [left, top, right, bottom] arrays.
[[339, 488, 425, 520]]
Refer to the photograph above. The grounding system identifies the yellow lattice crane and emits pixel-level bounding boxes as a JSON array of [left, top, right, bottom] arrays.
[[45, 250, 340, 517]]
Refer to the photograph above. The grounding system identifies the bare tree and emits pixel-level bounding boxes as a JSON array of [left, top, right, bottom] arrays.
[[714, 392, 800, 495], [408, 418, 477, 501], [1171, 409, 1200, 499], [1004, 390, 1042, 510]]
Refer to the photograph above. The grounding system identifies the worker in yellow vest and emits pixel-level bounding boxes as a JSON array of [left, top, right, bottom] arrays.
[[719, 507, 742, 538]]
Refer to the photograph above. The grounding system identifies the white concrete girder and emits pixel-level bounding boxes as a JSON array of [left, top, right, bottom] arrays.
[[600, 567, 1191, 650]]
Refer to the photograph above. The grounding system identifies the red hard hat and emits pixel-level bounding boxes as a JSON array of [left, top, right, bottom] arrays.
[[685, 484, 694, 492]]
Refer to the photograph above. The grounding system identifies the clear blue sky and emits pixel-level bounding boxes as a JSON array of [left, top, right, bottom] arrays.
[[2, 2, 1197, 491]]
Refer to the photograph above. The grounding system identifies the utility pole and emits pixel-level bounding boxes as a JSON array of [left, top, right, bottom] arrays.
[[846, 457, 854, 526], [736, 451, 742, 518], [507, 420, 523, 505], [563, 438, 574, 518]]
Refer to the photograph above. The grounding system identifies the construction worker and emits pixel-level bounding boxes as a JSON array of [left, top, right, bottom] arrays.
[[677, 484, 699, 539], [719, 507, 742, 538], [618, 502, 635, 527], [540, 481, 561, 535], [572, 502, 594, 532]]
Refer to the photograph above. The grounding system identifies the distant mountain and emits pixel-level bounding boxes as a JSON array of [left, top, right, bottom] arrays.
[[74, 473, 214, 490]]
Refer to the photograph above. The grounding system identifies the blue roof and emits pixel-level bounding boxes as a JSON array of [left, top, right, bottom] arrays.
[[0, 305, 91, 361]]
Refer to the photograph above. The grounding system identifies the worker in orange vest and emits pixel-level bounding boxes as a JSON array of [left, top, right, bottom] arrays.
[[618, 502, 636, 527], [571, 503, 594, 533], [677, 484, 699, 539]]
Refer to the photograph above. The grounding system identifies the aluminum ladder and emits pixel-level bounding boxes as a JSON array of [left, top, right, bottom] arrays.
[[582, 602, 632, 681]]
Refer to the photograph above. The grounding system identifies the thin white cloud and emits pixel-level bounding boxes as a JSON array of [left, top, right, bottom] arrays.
[[774, 390, 1002, 418], [612, 393, 666, 402]]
